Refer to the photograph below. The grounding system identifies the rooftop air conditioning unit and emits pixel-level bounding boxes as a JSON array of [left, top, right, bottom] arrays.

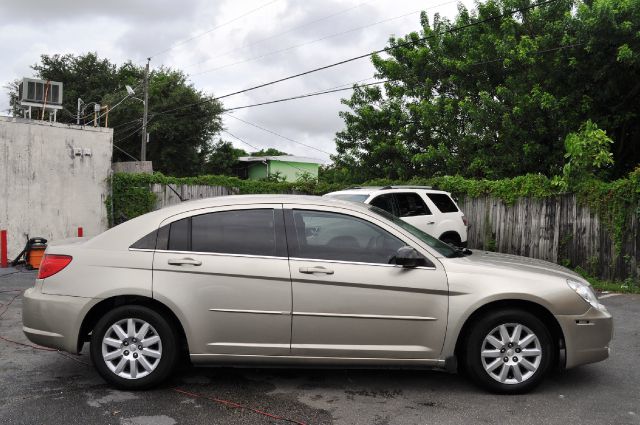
[[18, 78, 63, 106]]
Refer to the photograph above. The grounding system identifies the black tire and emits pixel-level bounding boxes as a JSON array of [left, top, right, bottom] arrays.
[[462, 309, 554, 394], [439, 233, 461, 247], [90, 305, 178, 390]]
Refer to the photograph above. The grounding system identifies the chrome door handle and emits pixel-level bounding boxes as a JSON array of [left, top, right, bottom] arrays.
[[168, 258, 202, 266], [299, 266, 334, 275], [426, 221, 435, 225]]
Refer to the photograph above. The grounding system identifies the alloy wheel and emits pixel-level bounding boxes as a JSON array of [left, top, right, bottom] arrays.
[[480, 322, 542, 385], [101, 318, 163, 380]]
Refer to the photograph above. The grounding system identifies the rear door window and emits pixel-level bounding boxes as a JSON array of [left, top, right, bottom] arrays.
[[427, 193, 459, 213], [168, 218, 190, 251], [394, 192, 431, 217], [160, 209, 286, 257], [191, 209, 278, 256]]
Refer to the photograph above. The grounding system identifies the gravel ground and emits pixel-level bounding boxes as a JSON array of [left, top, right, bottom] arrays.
[[1, 268, 638, 425]]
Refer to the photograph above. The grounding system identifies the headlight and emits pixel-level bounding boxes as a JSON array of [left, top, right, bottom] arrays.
[[566, 279, 606, 311]]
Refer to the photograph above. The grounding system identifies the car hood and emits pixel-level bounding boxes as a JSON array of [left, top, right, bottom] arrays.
[[440, 249, 584, 282]]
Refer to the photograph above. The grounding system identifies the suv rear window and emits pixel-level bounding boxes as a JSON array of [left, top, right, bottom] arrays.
[[394, 193, 431, 216], [427, 193, 459, 213]]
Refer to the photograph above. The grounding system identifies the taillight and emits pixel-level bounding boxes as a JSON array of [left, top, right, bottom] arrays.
[[462, 215, 468, 227], [37, 254, 72, 279]]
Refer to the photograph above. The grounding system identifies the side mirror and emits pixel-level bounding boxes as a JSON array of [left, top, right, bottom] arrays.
[[393, 246, 430, 268]]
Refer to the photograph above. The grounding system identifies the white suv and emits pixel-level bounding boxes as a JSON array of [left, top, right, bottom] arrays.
[[324, 186, 468, 247]]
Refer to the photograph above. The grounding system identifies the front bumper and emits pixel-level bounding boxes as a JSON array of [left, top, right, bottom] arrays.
[[22, 285, 95, 354], [556, 306, 613, 369]]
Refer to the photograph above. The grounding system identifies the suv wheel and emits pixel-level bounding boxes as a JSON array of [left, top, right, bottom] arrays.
[[462, 309, 553, 394], [440, 233, 461, 247], [90, 305, 177, 389]]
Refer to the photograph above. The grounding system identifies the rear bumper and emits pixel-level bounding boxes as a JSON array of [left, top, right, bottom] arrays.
[[556, 306, 613, 369], [22, 285, 94, 354]]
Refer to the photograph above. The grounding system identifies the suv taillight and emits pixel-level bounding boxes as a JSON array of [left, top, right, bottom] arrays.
[[37, 255, 72, 279], [462, 215, 468, 227]]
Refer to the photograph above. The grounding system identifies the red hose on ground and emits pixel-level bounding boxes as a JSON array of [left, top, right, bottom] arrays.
[[172, 388, 308, 425]]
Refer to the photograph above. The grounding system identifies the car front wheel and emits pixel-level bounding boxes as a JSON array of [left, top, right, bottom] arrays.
[[90, 305, 177, 389], [463, 309, 554, 394]]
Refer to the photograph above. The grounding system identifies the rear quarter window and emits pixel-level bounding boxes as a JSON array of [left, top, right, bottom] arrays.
[[427, 193, 459, 213]]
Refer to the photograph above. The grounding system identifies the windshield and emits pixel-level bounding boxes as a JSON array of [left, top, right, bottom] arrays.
[[326, 193, 369, 203], [364, 204, 458, 258]]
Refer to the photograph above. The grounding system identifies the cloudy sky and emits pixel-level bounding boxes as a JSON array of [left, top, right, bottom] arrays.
[[0, 0, 474, 162]]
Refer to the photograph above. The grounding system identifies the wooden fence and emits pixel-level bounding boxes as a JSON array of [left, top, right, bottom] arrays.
[[459, 195, 639, 281], [149, 184, 638, 281], [150, 184, 238, 210]]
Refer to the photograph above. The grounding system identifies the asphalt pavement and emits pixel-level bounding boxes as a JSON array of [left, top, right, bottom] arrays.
[[1, 268, 638, 425]]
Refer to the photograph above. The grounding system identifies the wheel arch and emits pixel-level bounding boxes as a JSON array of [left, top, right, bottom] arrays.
[[438, 231, 461, 244], [452, 299, 566, 369], [77, 295, 189, 356]]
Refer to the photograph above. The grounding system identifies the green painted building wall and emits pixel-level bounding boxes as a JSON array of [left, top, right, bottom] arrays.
[[246, 160, 319, 181]]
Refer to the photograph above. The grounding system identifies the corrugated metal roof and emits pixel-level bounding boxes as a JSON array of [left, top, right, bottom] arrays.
[[237, 155, 325, 164]]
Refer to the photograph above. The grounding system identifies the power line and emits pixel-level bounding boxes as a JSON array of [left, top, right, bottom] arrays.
[[223, 80, 388, 111], [113, 124, 145, 145], [467, 42, 586, 67], [111, 124, 143, 161], [190, 8, 425, 76], [183, 0, 379, 69], [149, 0, 280, 58], [111, 123, 147, 163], [225, 113, 332, 156], [112, 117, 142, 130], [114, 120, 145, 137], [152, 0, 561, 117], [223, 130, 260, 151], [113, 144, 139, 162]]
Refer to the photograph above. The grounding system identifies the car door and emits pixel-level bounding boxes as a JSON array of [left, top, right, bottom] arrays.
[[152, 204, 292, 357], [284, 204, 449, 360]]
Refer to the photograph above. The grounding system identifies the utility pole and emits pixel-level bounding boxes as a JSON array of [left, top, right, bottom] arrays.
[[141, 58, 150, 162]]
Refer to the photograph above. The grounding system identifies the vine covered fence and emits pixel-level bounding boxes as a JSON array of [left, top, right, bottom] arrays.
[[461, 195, 638, 281]]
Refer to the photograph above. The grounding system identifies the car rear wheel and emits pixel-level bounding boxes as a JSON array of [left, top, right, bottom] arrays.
[[462, 309, 553, 394], [90, 305, 177, 389]]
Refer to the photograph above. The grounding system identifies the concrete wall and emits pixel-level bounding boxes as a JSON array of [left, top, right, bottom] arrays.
[[0, 117, 113, 259], [113, 161, 153, 174], [247, 160, 319, 181]]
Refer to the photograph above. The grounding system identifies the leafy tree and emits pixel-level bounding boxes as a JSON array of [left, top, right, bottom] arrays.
[[553, 120, 614, 190], [335, 0, 640, 181], [250, 148, 288, 156], [8, 52, 224, 176], [202, 140, 247, 175]]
